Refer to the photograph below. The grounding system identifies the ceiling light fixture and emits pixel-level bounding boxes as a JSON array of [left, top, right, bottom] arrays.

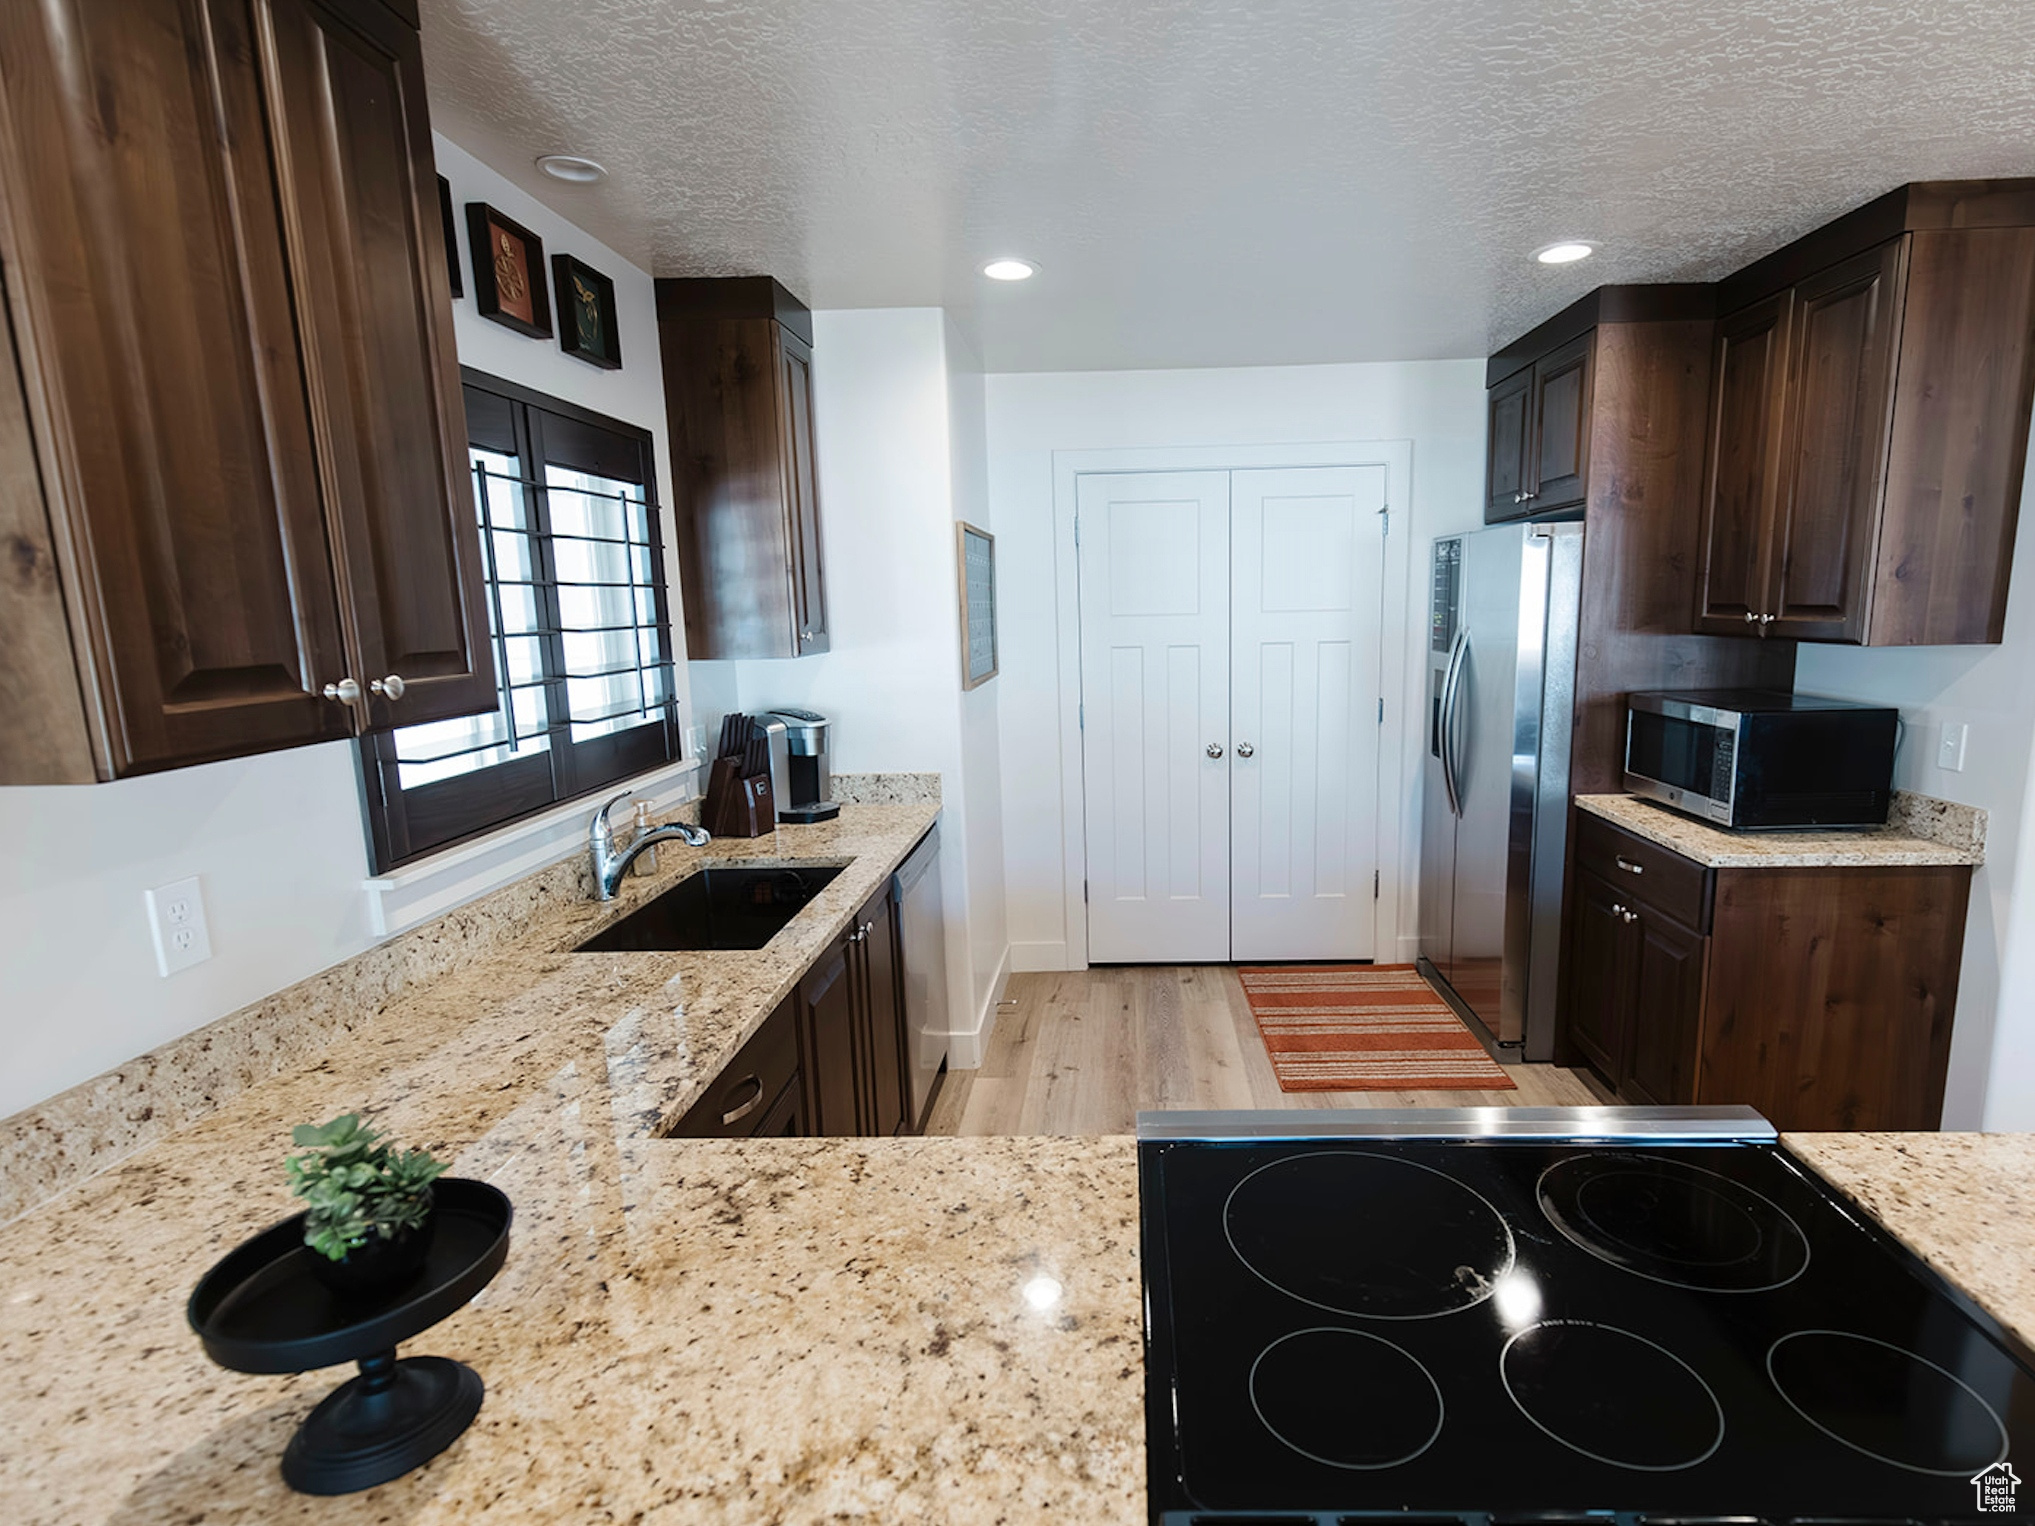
[[1534, 240, 1597, 266], [982, 257, 1037, 282], [536, 154, 607, 185]]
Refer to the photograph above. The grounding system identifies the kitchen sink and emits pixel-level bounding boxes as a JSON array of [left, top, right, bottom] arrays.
[[575, 864, 845, 953]]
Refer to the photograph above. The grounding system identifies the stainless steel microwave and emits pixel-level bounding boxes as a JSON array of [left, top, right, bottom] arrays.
[[1623, 690, 1899, 830]]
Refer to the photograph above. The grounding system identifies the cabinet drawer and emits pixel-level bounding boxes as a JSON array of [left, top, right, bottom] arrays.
[[1574, 814, 1712, 932], [671, 997, 801, 1138]]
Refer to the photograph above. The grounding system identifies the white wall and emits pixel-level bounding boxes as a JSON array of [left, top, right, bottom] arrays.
[[984, 360, 1487, 971], [695, 308, 1011, 1052], [0, 134, 682, 1121], [1793, 410, 2035, 1129]]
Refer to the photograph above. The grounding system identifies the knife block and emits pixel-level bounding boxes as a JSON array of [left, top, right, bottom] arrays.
[[703, 760, 776, 838]]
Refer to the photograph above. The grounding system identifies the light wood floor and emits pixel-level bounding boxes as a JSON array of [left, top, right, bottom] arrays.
[[923, 965, 1614, 1136]]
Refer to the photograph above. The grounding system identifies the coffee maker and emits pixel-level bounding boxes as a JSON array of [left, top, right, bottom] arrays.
[[763, 707, 840, 822]]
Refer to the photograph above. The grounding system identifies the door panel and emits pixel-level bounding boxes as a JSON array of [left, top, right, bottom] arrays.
[[1697, 294, 1793, 634], [1566, 870, 1637, 1079], [0, 0, 351, 772], [1770, 239, 1908, 642], [263, 0, 494, 728], [1078, 472, 1231, 961], [798, 938, 860, 1135], [1484, 369, 1532, 521], [1229, 467, 1386, 961], [1623, 908, 1706, 1105], [857, 885, 907, 1136], [780, 330, 829, 654], [1446, 526, 1528, 1033], [1528, 334, 1593, 513]]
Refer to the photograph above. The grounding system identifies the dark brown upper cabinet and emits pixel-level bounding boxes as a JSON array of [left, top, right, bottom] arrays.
[[0, 0, 492, 784], [1484, 331, 1594, 522], [657, 276, 830, 659], [1696, 181, 2035, 645]]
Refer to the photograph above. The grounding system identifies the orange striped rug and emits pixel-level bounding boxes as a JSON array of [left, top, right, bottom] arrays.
[[1236, 964, 1517, 1092]]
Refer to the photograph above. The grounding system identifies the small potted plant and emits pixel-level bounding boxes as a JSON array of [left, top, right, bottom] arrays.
[[286, 1113, 446, 1299]]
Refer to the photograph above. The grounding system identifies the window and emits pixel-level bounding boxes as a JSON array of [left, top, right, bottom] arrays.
[[357, 370, 680, 871]]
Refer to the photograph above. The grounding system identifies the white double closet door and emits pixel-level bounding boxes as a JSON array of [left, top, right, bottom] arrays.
[[1077, 466, 1387, 963]]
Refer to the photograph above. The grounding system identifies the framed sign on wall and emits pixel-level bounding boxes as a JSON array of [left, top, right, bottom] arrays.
[[958, 522, 998, 689], [465, 202, 551, 339]]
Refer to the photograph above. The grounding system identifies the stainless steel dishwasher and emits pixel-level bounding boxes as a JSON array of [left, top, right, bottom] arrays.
[[893, 826, 950, 1130]]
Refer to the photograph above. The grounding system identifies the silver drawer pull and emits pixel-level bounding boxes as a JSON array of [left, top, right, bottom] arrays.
[[1615, 856, 1644, 875], [720, 1075, 765, 1127]]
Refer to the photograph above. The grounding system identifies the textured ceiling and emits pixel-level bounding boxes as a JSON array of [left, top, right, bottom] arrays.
[[419, 0, 2035, 371]]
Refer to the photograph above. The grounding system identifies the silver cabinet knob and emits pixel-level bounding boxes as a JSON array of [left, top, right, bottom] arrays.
[[370, 674, 407, 700], [800, 628, 815, 641], [1206, 743, 1223, 758], [1609, 903, 1639, 924], [1742, 611, 1758, 624], [322, 678, 361, 704], [1236, 742, 1255, 758], [1512, 491, 1523, 504], [1758, 613, 1776, 625]]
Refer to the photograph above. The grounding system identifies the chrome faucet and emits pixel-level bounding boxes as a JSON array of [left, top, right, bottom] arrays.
[[589, 791, 708, 901]]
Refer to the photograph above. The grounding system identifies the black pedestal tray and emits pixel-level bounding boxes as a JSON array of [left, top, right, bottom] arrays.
[[188, 1177, 512, 1495]]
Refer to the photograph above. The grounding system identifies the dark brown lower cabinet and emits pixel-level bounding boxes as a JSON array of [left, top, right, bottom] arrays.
[[798, 880, 915, 1137], [670, 993, 802, 1138], [1563, 812, 1970, 1129]]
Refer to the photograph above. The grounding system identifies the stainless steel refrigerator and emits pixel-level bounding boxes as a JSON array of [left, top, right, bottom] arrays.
[[1417, 521, 1582, 1063]]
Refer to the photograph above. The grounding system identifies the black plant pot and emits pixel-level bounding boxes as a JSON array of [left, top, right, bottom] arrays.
[[309, 1201, 437, 1300]]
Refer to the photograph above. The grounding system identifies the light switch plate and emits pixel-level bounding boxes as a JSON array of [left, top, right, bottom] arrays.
[[145, 876, 212, 976], [1937, 721, 1969, 774]]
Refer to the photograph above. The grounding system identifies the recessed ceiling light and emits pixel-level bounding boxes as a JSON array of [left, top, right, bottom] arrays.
[[536, 154, 607, 185], [1534, 241, 1597, 265], [982, 257, 1037, 282]]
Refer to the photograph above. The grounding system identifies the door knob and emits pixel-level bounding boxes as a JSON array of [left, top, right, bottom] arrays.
[[322, 678, 361, 704], [370, 674, 407, 700], [1206, 743, 1224, 758], [1236, 742, 1255, 758]]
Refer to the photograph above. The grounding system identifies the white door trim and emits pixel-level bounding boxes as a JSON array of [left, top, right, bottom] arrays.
[[1050, 440, 1415, 970]]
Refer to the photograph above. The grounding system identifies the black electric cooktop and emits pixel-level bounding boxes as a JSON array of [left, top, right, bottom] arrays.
[[1138, 1108, 2034, 1525]]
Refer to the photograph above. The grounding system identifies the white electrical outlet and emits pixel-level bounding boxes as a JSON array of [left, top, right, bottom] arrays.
[[1937, 721, 1969, 774], [145, 876, 213, 977]]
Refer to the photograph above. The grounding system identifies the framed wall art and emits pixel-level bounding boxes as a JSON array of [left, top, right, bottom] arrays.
[[552, 253, 622, 369], [437, 176, 462, 299], [957, 522, 998, 689], [464, 202, 551, 338]]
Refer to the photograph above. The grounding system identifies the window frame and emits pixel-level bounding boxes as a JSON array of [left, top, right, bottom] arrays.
[[355, 368, 680, 873]]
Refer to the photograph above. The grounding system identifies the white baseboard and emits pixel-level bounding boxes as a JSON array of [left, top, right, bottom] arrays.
[[947, 944, 1011, 1070], [1394, 934, 1423, 965], [1010, 940, 1070, 973]]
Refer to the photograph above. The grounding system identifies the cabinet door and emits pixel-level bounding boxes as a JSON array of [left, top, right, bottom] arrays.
[[1565, 871, 1637, 1079], [261, 0, 495, 729], [752, 1076, 805, 1137], [1528, 333, 1593, 513], [798, 936, 861, 1135], [1696, 293, 1793, 634], [855, 884, 909, 1136], [778, 328, 829, 655], [1621, 910, 1707, 1106], [1483, 368, 1532, 522], [1768, 239, 1908, 643], [0, 0, 351, 774]]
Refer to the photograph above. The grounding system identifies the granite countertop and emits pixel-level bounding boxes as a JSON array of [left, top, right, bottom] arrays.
[[0, 795, 1145, 1526], [1575, 791, 1987, 868]]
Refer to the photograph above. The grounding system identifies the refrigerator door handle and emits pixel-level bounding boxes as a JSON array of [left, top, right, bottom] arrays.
[[1439, 629, 1468, 819]]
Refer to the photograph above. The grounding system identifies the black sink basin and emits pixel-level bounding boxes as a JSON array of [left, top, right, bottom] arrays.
[[575, 865, 845, 953]]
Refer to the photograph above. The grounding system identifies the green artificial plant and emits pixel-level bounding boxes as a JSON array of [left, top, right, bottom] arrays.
[[285, 1112, 446, 1262]]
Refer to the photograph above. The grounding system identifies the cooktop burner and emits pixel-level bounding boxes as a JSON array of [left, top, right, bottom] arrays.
[[1138, 1119, 2035, 1524], [1537, 1152, 1810, 1291], [1768, 1328, 2011, 1477], [1249, 1327, 1445, 1470], [1499, 1319, 1724, 1471], [1225, 1151, 1515, 1318]]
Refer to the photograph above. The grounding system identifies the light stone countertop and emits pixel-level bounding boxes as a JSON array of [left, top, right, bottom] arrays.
[[1784, 1132, 2035, 1354], [0, 799, 1151, 1526], [1576, 791, 1986, 868]]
